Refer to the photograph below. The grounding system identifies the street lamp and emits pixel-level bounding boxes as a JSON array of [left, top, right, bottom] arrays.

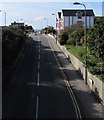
[[73, 2, 87, 84], [0, 10, 6, 26], [52, 13, 57, 44], [44, 18, 48, 34]]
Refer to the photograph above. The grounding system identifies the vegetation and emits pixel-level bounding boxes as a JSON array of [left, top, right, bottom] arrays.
[[2, 25, 34, 90], [58, 17, 104, 81], [87, 17, 104, 80], [42, 26, 56, 35], [65, 45, 85, 62], [59, 31, 68, 45]]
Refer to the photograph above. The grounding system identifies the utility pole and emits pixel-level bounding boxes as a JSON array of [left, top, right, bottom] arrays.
[[52, 13, 57, 44], [73, 2, 87, 84]]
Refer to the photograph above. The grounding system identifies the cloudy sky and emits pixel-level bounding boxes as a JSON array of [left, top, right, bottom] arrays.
[[0, 0, 103, 29]]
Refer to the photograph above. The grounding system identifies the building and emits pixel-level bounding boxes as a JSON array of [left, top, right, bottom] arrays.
[[56, 9, 95, 34], [103, 1, 104, 16], [10, 21, 24, 28]]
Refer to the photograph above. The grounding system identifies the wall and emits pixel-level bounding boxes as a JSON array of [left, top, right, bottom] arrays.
[[57, 42, 104, 104], [87, 72, 103, 103]]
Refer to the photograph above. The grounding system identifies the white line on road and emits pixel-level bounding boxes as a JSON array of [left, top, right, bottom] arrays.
[[37, 35, 40, 87], [38, 49, 40, 54], [38, 61, 40, 70], [38, 54, 40, 60], [37, 72, 40, 87], [36, 96, 39, 120], [39, 44, 40, 48]]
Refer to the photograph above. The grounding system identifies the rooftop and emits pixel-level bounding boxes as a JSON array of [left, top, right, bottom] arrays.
[[62, 9, 95, 16]]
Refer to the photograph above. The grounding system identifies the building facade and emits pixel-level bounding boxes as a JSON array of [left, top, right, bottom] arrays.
[[103, 1, 104, 16], [56, 9, 95, 34]]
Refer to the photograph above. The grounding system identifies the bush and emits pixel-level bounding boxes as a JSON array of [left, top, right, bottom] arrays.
[[59, 31, 68, 45], [67, 29, 84, 46], [2, 27, 26, 66], [67, 30, 76, 46], [2, 27, 26, 85], [67, 38, 76, 46]]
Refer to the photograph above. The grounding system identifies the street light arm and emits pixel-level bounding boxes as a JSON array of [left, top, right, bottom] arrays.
[[73, 2, 80, 5], [80, 3, 86, 10], [73, 2, 86, 10]]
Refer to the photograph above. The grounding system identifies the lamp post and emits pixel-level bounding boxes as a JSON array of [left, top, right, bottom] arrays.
[[73, 2, 87, 84], [44, 18, 48, 34], [0, 10, 6, 26], [52, 13, 57, 44]]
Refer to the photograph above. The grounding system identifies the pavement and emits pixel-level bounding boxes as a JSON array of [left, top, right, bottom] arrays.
[[46, 34, 104, 119]]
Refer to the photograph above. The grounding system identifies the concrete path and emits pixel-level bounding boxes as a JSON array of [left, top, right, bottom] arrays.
[[47, 35, 104, 119]]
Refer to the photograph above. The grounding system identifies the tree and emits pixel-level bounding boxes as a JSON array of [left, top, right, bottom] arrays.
[[42, 26, 56, 34], [70, 22, 83, 30], [67, 29, 84, 46], [59, 31, 68, 45], [87, 17, 104, 79], [87, 17, 104, 61]]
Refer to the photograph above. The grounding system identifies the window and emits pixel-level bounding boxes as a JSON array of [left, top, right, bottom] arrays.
[[73, 17, 77, 24], [90, 17, 94, 27], [87, 17, 89, 27], [64, 17, 69, 27], [70, 16, 72, 26]]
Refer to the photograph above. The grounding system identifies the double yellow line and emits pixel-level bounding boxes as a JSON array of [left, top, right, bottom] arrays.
[[48, 40, 82, 120]]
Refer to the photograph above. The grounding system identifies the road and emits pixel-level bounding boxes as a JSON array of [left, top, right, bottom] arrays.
[[2, 33, 82, 119]]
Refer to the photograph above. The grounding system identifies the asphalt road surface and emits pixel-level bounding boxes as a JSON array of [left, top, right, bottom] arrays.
[[2, 33, 82, 119]]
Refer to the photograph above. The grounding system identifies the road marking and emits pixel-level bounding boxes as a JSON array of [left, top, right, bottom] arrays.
[[36, 96, 39, 120], [38, 54, 40, 60], [36, 36, 40, 120], [39, 45, 40, 49], [37, 72, 40, 87], [38, 49, 40, 54], [38, 61, 40, 70], [48, 40, 82, 120]]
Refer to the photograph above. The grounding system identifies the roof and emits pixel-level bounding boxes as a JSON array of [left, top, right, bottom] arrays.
[[62, 9, 95, 16]]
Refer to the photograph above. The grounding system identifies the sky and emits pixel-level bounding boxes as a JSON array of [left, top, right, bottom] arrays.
[[0, 0, 104, 29]]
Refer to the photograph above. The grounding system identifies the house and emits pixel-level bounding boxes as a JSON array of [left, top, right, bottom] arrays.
[[56, 9, 95, 34]]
